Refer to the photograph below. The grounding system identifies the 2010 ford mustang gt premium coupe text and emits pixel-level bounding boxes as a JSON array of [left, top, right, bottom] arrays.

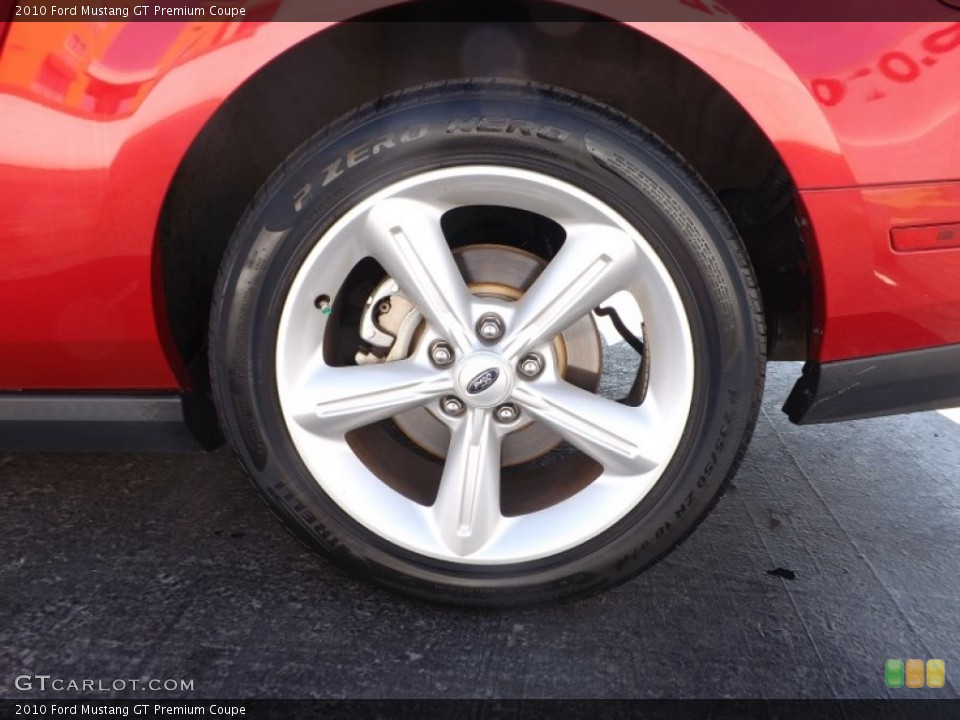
[[2, 4, 960, 605]]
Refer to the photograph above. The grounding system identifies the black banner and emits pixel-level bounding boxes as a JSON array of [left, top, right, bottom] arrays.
[[3, 700, 960, 720]]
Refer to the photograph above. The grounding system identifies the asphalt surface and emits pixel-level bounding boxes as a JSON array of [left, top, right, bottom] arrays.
[[1, 362, 959, 700]]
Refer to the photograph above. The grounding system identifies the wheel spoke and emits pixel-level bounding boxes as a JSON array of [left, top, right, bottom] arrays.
[[292, 359, 453, 437], [501, 224, 637, 361], [365, 198, 476, 354], [432, 408, 504, 556], [512, 380, 663, 475]]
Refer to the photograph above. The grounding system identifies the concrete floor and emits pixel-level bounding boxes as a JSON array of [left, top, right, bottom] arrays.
[[1, 363, 958, 699]]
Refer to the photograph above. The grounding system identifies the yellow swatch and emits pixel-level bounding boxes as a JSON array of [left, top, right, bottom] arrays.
[[926, 659, 945, 689]]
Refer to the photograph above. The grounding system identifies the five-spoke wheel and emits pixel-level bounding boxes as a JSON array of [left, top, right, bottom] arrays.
[[275, 167, 694, 563]]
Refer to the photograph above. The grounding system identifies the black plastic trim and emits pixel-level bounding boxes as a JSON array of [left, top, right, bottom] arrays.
[[783, 343, 960, 425], [0, 393, 221, 452]]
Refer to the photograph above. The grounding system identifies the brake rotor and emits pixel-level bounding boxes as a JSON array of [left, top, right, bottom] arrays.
[[391, 244, 602, 466]]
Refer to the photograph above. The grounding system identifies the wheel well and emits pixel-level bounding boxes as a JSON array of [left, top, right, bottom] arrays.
[[158, 5, 811, 390]]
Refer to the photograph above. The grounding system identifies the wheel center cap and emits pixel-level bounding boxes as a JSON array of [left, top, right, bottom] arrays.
[[454, 351, 513, 408]]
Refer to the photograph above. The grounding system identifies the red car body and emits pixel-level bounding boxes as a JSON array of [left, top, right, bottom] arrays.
[[1, 4, 959, 446]]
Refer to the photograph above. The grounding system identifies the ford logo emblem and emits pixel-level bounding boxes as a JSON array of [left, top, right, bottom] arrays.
[[467, 369, 499, 395]]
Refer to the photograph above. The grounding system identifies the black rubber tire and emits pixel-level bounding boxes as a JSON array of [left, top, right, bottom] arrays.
[[209, 79, 766, 607]]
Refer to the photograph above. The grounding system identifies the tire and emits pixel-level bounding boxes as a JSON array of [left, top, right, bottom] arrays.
[[210, 79, 765, 606]]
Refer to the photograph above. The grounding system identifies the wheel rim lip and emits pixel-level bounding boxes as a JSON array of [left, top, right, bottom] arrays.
[[275, 165, 695, 565]]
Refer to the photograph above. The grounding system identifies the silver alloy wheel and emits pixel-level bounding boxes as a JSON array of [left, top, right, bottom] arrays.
[[275, 166, 695, 564]]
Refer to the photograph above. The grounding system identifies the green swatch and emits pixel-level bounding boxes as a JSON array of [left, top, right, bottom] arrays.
[[885, 659, 904, 688]]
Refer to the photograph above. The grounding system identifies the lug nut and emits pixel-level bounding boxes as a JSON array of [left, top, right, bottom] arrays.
[[441, 396, 466, 417], [518, 353, 544, 379], [494, 403, 520, 424], [430, 340, 455, 367], [476, 313, 505, 342]]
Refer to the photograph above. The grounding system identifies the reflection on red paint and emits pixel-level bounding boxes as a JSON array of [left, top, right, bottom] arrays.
[[0, 13, 290, 389], [809, 23, 960, 107], [0, 20, 271, 119], [749, 21, 960, 185]]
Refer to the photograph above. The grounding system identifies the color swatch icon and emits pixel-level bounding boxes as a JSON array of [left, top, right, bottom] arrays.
[[885, 659, 904, 688], [886, 658, 946, 688], [927, 659, 946, 689], [905, 659, 925, 688]]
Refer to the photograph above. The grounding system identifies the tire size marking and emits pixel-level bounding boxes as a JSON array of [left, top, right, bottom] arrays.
[[584, 134, 738, 335], [614, 391, 738, 573]]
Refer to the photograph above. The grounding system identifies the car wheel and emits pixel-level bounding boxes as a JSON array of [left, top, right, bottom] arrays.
[[210, 80, 765, 606]]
